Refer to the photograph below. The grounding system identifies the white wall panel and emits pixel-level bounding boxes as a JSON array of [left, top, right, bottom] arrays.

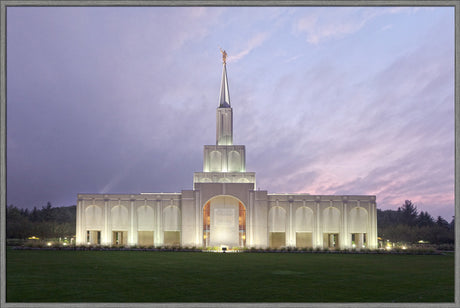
[[322, 207, 340, 233], [85, 205, 103, 229], [137, 205, 154, 230], [111, 205, 129, 230], [295, 206, 314, 232], [163, 206, 181, 231], [348, 207, 368, 233], [268, 206, 286, 232]]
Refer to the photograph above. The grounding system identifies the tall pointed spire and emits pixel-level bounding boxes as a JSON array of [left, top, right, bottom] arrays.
[[216, 49, 233, 145], [219, 48, 231, 108]]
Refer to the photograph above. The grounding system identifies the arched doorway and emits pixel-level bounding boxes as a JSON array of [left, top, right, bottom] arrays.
[[203, 196, 246, 248]]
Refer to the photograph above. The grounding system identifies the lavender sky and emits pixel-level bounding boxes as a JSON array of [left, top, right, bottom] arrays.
[[6, 6, 455, 220]]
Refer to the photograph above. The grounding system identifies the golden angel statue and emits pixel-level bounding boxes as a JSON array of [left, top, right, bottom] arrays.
[[220, 48, 227, 64]]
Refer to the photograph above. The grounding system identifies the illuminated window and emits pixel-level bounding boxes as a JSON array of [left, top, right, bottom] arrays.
[[203, 202, 210, 248], [239, 202, 246, 247]]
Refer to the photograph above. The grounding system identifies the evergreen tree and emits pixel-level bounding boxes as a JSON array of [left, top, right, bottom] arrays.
[[41, 202, 54, 221], [436, 216, 449, 228], [397, 200, 418, 226], [30, 206, 40, 222], [449, 217, 455, 230], [417, 211, 434, 227]]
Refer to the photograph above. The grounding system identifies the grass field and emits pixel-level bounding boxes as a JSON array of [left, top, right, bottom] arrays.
[[6, 248, 454, 303]]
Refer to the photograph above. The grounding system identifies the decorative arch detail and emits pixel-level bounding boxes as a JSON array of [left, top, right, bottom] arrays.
[[85, 205, 103, 228], [137, 205, 154, 230], [295, 206, 314, 232], [228, 150, 241, 172], [202, 195, 246, 248], [210, 150, 222, 172], [163, 206, 181, 231], [111, 205, 129, 229], [322, 207, 340, 233], [268, 206, 286, 232], [348, 207, 368, 233]]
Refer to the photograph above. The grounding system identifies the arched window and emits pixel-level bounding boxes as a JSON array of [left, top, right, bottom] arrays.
[[163, 206, 181, 231], [137, 205, 154, 230], [210, 151, 222, 172], [322, 207, 341, 233], [85, 205, 103, 228], [268, 206, 286, 232], [111, 205, 129, 229], [295, 206, 314, 232], [348, 207, 368, 233], [228, 151, 241, 172]]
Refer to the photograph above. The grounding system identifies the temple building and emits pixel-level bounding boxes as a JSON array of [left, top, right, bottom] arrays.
[[76, 52, 378, 249]]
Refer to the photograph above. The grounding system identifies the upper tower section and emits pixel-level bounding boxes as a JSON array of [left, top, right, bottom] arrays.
[[216, 49, 233, 146], [194, 50, 255, 188]]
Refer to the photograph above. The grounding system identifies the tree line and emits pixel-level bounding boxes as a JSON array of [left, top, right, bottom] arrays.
[[6, 202, 75, 239], [378, 200, 454, 245]]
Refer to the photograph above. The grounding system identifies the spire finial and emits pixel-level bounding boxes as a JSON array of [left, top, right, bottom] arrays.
[[220, 48, 227, 64], [218, 48, 231, 108]]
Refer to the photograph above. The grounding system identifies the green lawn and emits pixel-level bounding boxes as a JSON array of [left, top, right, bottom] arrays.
[[6, 249, 454, 303]]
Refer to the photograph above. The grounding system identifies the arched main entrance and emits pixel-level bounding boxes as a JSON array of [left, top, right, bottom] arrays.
[[203, 196, 246, 248]]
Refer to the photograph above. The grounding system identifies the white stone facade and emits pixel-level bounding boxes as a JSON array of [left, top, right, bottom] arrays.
[[76, 59, 378, 249]]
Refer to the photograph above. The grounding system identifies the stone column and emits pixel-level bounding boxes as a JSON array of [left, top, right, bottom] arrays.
[[369, 200, 377, 249], [155, 198, 161, 246], [83, 200, 87, 244], [249, 191, 254, 247], [130, 198, 135, 246], [374, 200, 378, 248], [195, 191, 201, 246], [76, 199, 82, 244], [289, 198, 293, 246], [315, 197, 321, 248], [342, 197, 348, 249], [103, 199, 109, 245], [159, 198, 164, 245]]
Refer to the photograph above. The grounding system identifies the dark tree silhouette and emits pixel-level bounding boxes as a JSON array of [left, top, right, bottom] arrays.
[[436, 216, 449, 228], [6, 203, 76, 239], [377, 200, 454, 245], [397, 200, 418, 226], [417, 211, 434, 227]]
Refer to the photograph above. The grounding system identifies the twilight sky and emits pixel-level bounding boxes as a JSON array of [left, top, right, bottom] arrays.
[[6, 6, 455, 220]]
